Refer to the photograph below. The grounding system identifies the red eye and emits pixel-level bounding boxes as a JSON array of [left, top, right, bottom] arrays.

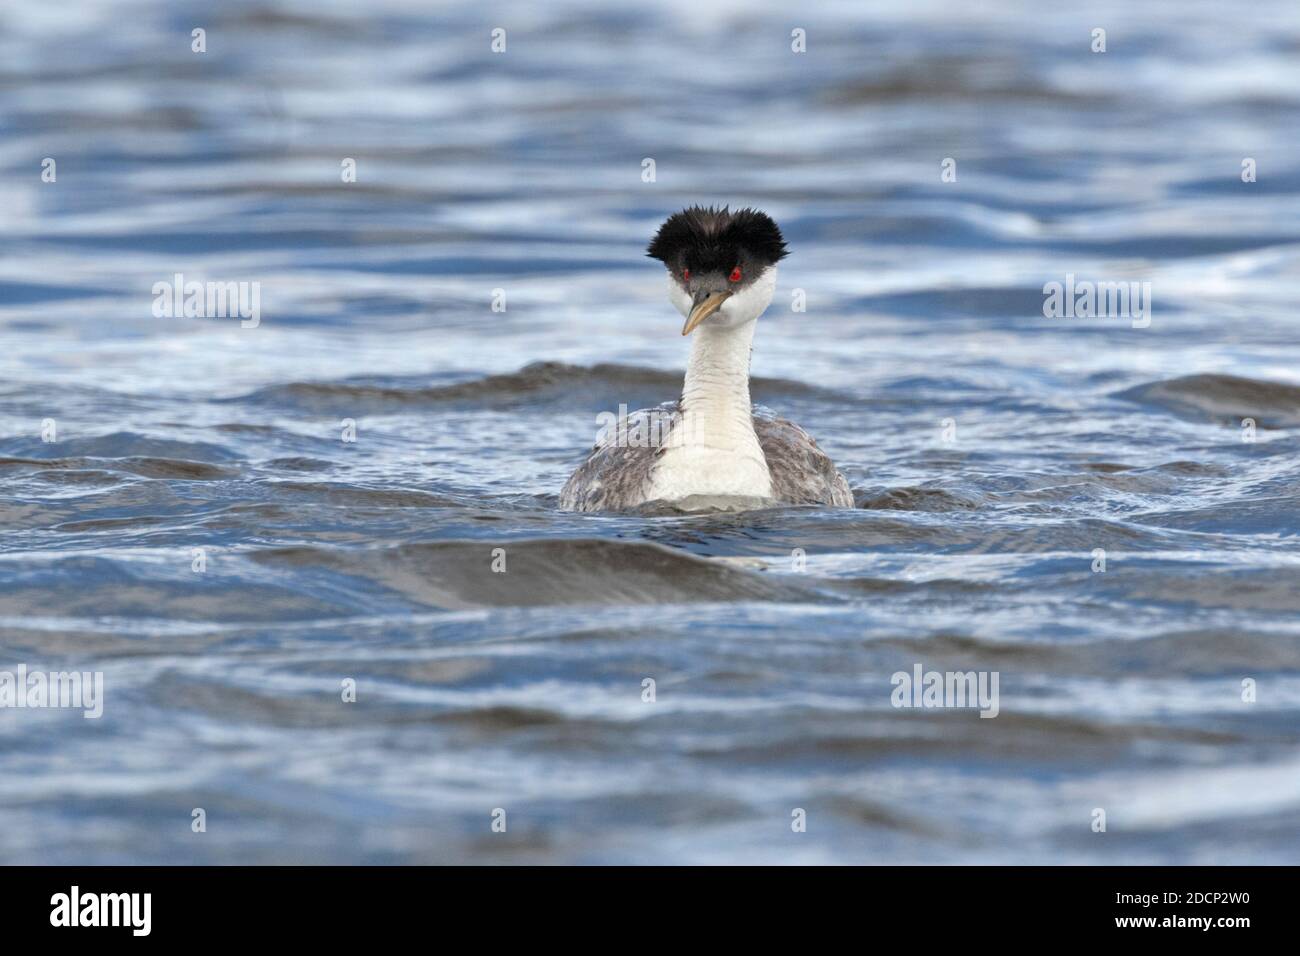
[[682, 268, 691, 281], [729, 267, 742, 282]]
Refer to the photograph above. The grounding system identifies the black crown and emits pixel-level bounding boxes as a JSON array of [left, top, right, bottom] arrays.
[[646, 206, 789, 271]]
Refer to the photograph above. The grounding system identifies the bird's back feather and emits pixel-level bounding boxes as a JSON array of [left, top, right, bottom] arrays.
[[559, 402, 852, 512]]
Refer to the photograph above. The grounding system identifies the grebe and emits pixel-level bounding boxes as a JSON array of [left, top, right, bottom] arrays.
[[560, 206, 853, 513]]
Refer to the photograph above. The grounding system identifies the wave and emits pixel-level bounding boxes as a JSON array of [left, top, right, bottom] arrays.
[[1116, 374, 1300, 427], [234, 361, 842, 413], [0, 432, 239, 463], [0, 454, 235, 480], [260, 481, 461, 508], [858, 487, 982, 512], [251, 537, 831, 610]]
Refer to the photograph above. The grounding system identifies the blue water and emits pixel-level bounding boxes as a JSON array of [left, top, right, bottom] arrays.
[[2, 0, 1299, 863]]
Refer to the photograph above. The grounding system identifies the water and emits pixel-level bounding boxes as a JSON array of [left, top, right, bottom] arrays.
[[2, 0, 1299, 864]]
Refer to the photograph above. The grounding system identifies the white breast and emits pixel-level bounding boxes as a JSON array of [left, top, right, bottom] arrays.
[[644, 309, 774, 504], [646, 443, 773, 501]]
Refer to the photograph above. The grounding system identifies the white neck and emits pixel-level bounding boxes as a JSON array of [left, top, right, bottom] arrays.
[[681, 320, 761, 451], [646, 320, 773, 502]]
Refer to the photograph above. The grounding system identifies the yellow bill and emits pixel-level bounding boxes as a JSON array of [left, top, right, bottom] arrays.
[[682, 291, 732, 335]]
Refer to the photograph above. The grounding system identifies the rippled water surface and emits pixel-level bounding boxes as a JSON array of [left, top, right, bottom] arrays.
[[2, 0, 1300, 863]]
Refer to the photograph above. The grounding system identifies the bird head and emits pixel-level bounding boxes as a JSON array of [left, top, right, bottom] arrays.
[[646, 206, 788, 335]]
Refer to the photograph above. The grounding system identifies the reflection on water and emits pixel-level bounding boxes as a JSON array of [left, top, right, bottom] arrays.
[[1, 0, 1299, 863]]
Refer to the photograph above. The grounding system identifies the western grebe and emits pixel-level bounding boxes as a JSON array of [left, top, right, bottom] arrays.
[[560, 206, 853, 513]]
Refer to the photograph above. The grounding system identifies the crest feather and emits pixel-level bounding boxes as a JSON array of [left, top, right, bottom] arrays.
[[646, 206, 789, 268]]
